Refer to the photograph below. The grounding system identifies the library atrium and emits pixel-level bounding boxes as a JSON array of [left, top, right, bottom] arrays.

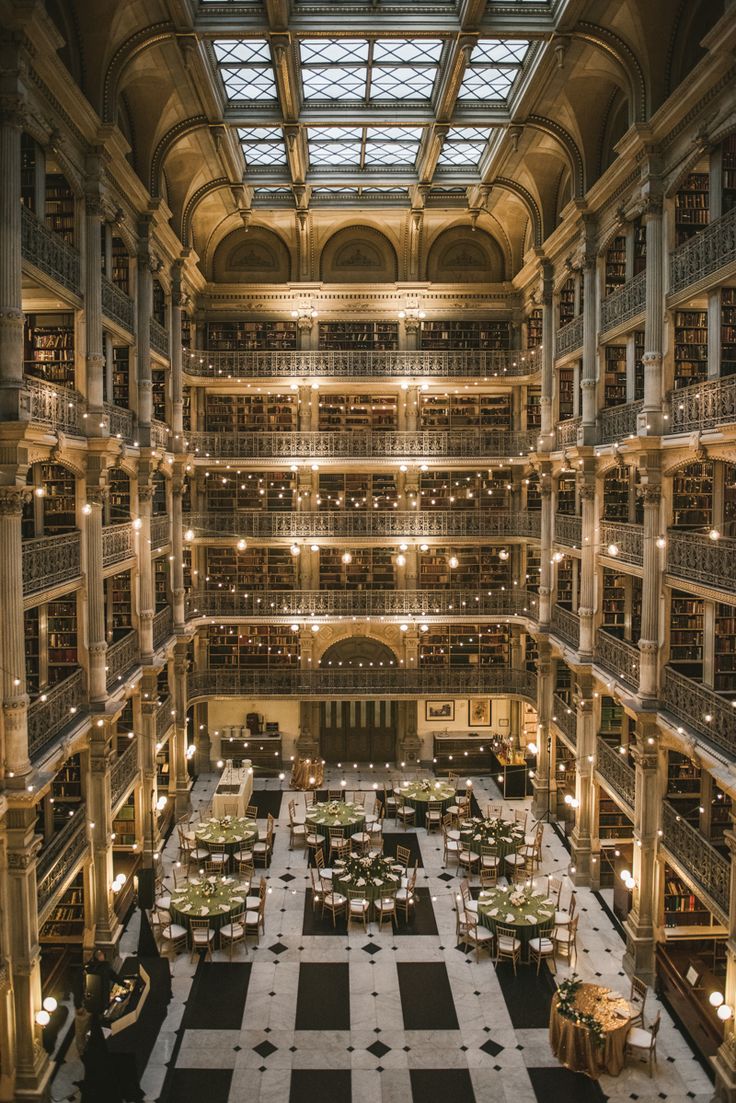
[[0, 0, 735, 1100]]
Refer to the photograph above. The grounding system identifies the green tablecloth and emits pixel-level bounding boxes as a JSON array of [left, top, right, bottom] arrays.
[[333, 856, 402, 903], [195, 817, 259, 854], [477, 886, 556, 952], [400, 782, 456, 826], [169, 875, 247, 932], [306, 801, 366, 832], [458, 816, 525, 859]]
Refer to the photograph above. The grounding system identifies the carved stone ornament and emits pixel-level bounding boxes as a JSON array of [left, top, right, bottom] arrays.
[[578, 484, 596, 501], [0, 487, 32, 514], [638, 484, 661, 505]]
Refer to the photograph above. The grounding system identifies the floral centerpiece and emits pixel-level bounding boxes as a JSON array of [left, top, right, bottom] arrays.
[[419, 779, 433, 794], [338, 853, 400, 889], [464, 816, 524, 847], [325, 801, 342, 816], [556, 974, 605, 1047], [200, 876, 217, 899]]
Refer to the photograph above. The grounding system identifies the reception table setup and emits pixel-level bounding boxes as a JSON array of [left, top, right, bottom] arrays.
[[194, 815, 258, 855], [458, 814, 525, 860], [169, 874, 246, 934], [400, 778, 456, 826], [550, 975, 638, 1078], [477, 882, 556, 955], [305, 799, 366, 835], [211, 760, 254, 817], [332, 854, 402, 904]]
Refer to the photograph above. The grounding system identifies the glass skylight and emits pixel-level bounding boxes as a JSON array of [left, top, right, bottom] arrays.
[[307, 127, 423, 168], [436, 127, 493, 168], [237, 127, 288, 168], [213, 40, 277, 101], [299, 38, 443, 102], [458, 39, 531, 101]]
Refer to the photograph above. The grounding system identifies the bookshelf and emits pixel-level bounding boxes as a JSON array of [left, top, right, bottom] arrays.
[[318, 394, 397, 431], [557, 473, 576, 514], [205, 470, 296, 512], [526, 473, 541, 511], [418, 394, 511, 430], [154, 558, 169, 611], [671, 462, 713, 529], [604, 345, 627, 407], [40, 872, 85, 944], [633, 218, 646, 276], [318, 321, 398, 349], [50, 754, 83, 830], [605, 235, 627, 295], [151, 369, 167, 422], [723, 135, 736, 215], [112, 794, 137, 847], [205, 546, 296, 591], [110, 236, 129, 293], [156, 741, 170, 789], [715, 602, 736, 691], [107, 470, 131, 523], [721, 289, 736, 378], [558, 366, 575, 420], [24, 313, 75, 386], [319, 547, 395, 590], [205, 393, 296, 433], [206, 320, 297, 351], [433, 735, 492, 776], [525, 545, 541, 592], [527, 308, 543, 349], [44, 174, 75, 244], [558, 278, 576, 328], [181, 311, 192, 350], [710, 783, 733, 849], [556, 557, 573, 609], [725, 464, 736, 537], [663, 864, 713, 931], [107, 570, 133, 639], [21, 132, 37, 211], [675, 173, 710, 246], [631, 577, 642, 641], [40, 464, 76, 534], [47, 598, 77, 685], [675, 310, 708, 388], [318, 473, 397, 510], [112, 346, 130, 408], [600, 696, 623, 740], [419, 624, 509, 667], [152, 281, 166, 327], [24, 607, 39, 694], [601, 569, 626, 635], [525, 634, 538, 672], [603, 466, 630, 521], [207, 625, 299, 668], [419, 320, 511, 350], [599, 796, 634, 841], [526, 386, 541, 430], [634, 330, 645, 400], [669, 592, 704, 678]]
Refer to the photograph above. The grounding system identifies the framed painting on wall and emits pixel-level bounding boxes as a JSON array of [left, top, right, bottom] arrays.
[[425, 700, 455, 721], [468, 698, 492, 726]]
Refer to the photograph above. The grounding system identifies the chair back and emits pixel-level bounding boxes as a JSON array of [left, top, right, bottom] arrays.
[[496, 924, 517, 943], [567, 891, 577, 920], [315, 849, 326, 872], [189, 917, 211, 933], [513, 809, 527, 829], [309, 865, 321, 896], [228, 909, 245, 929], [395, 844, 411, 868], [327, 789, 343, 801], [547, 875, 562, 903], [352, 791, 366, 807], [237, 859, 254, 886], [480, 843, 498, 861], [204, 860, 220, 875], [221, 798, 239, 817], [348, 889, 367, 905], [329, 825, 345, 840], [246, 804, 259, 819], [649, 1011, 662, 1041], [373, 798, 384, 820], [486, 803, 503, 819], [459, 878, 471, 904], [427, 800, 442, 815]]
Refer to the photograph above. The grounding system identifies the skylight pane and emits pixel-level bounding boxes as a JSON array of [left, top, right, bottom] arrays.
[[437, 128, 491, 167], [473, 39, 530, 64], [373, 39, 443, 64], [371, 67, 436, 99], [364, 140, 420, 165], [221, 68, 278, 100], [238, 127, 287, 168], [302, 67, 368, 99], [300, 39, 369, 65], [457, 69, 514, 100], [309, 141, 362, 165], [213, 40, 271, 64]]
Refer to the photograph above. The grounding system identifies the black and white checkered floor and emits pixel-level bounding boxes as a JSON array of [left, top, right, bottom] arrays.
[[52, 769, 714, 1102]]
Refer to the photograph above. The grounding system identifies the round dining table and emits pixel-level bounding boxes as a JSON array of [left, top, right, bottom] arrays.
[[549, 982, 637, 1078], [194, 816, 258, 855], [400, 780, 456, 827], [332, 855, 401, 904], [476, 885, 556, 956], [458, 816, 525, 859], [169, 875, 247, 934], [306, 800, 366, 857]]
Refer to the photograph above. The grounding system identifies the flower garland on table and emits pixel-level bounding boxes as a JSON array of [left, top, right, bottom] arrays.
[[463, 816, 524, 848], [200, 877, 217, 899], [338, 854, 400, 888], [556, 975, 605, 1048]]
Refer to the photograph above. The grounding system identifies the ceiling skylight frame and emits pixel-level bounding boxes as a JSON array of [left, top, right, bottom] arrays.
[[306, 125, 424, 171], [457, 38, 534, 103], [299, 37, 445, 105], [212, 39, 278, 103]]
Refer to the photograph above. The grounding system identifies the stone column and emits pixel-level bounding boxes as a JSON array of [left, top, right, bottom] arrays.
[[570, 675, 595, 885], [0, 96, 27, 422], [532, 640, 553, 819], [713, 829, 736, 1102], [578, 478, 596, 657], [405, 386, 418, 431], [638, 479, 662, 700], [136, 229, 154, 441], [639, 195, 664, 436], [137, 483, 154, 658], [0, 489, 32, 780], [171, 643, 190, 817], [171, 260, 186, 446], [85, 482, 108, 705], [139, 670, 158, 864], [87, 724, 119, 951], [538, 469, 552, 627], [84, 191, 105, 417], [298, 630, 320, 758], [297, 314, 315, 352], [171, 467, 186, 630], [539, 261, 554, 450], [404, 317, 420, 353], [581, 225, 598, 444], [623, 723, 662, 986]]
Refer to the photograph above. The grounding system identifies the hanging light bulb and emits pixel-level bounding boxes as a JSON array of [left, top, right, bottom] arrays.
[[290, 543, 301, 556], [341, 551, 352, 564], [184, 528, 194, 542], [448, 555, 459, 569], [498, 549, 509, 560], [607, 543, 619, 557], [395, 553, 406, 567], [237, 538, 247, 551]]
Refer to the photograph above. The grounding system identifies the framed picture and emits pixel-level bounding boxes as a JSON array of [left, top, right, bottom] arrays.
[[467, 698, 492, 726], [685, 964, 702, 988], [425, 700, 455, 721]]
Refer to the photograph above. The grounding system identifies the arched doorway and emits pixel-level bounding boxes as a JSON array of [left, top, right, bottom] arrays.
[[319, 637, 398, 761]]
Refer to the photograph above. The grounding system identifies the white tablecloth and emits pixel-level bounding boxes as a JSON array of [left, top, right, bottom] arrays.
[[211, 762, 253, 817]]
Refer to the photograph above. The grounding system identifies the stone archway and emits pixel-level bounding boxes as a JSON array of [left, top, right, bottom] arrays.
[[319, 636, 399, 762]]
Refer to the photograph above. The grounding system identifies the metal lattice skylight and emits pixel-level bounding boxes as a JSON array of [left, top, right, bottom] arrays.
[[308, 126, 424, 168], [436, 127, 493, 167], [237, 127, 288, 167], [458, 39, 531, 101], [299, 39, 444, 102], [213, 40, 278, 101]]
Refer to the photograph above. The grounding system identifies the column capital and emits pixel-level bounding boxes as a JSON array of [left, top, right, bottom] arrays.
[[578, 483, 595, 501], [86, 485, 108, 507], [0, 487, 31, 514], [638, 483, 661, 505], [0, 94, 27, 130]]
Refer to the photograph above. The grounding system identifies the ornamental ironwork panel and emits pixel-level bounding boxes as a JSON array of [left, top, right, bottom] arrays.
[[151, 515, 170, 549], [598, 400, 643, 445], [106, 630, 140, 689], [183, 510, 541, 540], [182, 348, 540, 380], [556, 417, 582, 448], [27, 378, 86, 435], [111, 741, 139, 808], [554, 514, 582, 547], [149, 317, 170, 357], [37, 804, 88, 914], [595, 737, 635, 812], [153, 607, 173, 650], [28, 669, 87, 761], [156, 695, 174, 740], [663, 667, 736, 757], [599, 522, 643, 566], [22, 532, 81, 595], [667, 376, 736, 434], [552, 694, 577, 747], [594, 629, 640, 690], [669, 205, 736, 296], [188, 428, 536, 460], [600, 272, 646, 334], [150, 419, 170, 450], [661, 800, 729, 922], [666, 530, 735, 592], [555, 315, 583, 358], [550, 605, 579, 649], [104, 403, 135, 444], [101, 275, 134, 332], [102, 523, 134, 568], [21, 205, 81, 294]]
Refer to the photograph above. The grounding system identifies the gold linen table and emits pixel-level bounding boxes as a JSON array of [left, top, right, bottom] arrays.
[[549, 983, 635, 1079], [290, 758, 324, 790]]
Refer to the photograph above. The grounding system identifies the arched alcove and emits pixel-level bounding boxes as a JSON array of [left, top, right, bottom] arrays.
[[319, 636, 399, 761], [425, 227, 506, 283], [212, 226, 291, 283], [320, 226, 398, 284]]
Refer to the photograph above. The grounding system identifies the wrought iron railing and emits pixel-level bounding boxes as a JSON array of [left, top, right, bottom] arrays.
[[150, 317, 170, 358], [551, 694, 577, 748], [662, 667, 736, 757], [37, 804, 88, 914], [599, 521, 643, 566], [21, 205, 80, 294], [594, 629, 640, 690], [555, 315, 583, 358], [153, 606, 173, 649], [666, 530, 735, 592], [27, 378, 86, 435], [595, 737, 635, 812], [111, 740, 139, 808], [156, 695, 174, 740], [185, 588, 539, 621], [22, 532, 81, 595], [104, 402, 135, 444], [101, 275, 134, 332], [28, 669, 87, 761], [666, 376, 736, 434], [661, 801, 729, 922], [556, 417, 582, 448], [102, 522, 134, 569], [183, 509, 542, 541], [599, 271, 646, 333], [106, 630, 140, 689], [188, 666, 539, 700], [550, 605, 579, 649], [669, 205, 736, 296], [554, 513, 582, 547], [183, 347, 540, 380], [151, 515, 170, 548], [598, 400, 643, 444], [188, 428, 537, 460], [150, 419, 170, 451]]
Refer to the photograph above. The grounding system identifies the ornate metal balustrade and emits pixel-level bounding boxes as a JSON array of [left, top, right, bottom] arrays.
[[21, 205, 81, 294], [186, 588, 538, 622], [554, 513, 582, 547], [555, 315, 583, 358], [600, 271, 646, 334], [598, 400, 643, 444], [550, 605, 579, 649], [183, 347, 540, 380], [23, 532, 81, 595], [551, 694, 577, 747], [28, 669, 87, 761], [153, 607, 173, 649], [666, 530, 735, 592], [188, 666, 538, 701], [595, 737, 635, 812], [104, 402, 135, 444], [188, 428, 537, 461], [156, 695, 174, 740], [37, 804, 88, 915], [151, 515, 170, 548], [150, 317, 170, 357], [150, 419, 170, 451], [662, 667, 736, 757], [101, 275, 135, 332], [599, 522, 643, 566], [556, 417, 582, 448], [594, 630, 640, 690], [106, 630, 140, 689], [27, 378, 86, 435], [661, 801, 729, 922], [111, 740, 139, 808], [102, 523, 134, 569], [669, 205, 736, 296], [183, 510, 541, 541], [666, 376, 736, 434]]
